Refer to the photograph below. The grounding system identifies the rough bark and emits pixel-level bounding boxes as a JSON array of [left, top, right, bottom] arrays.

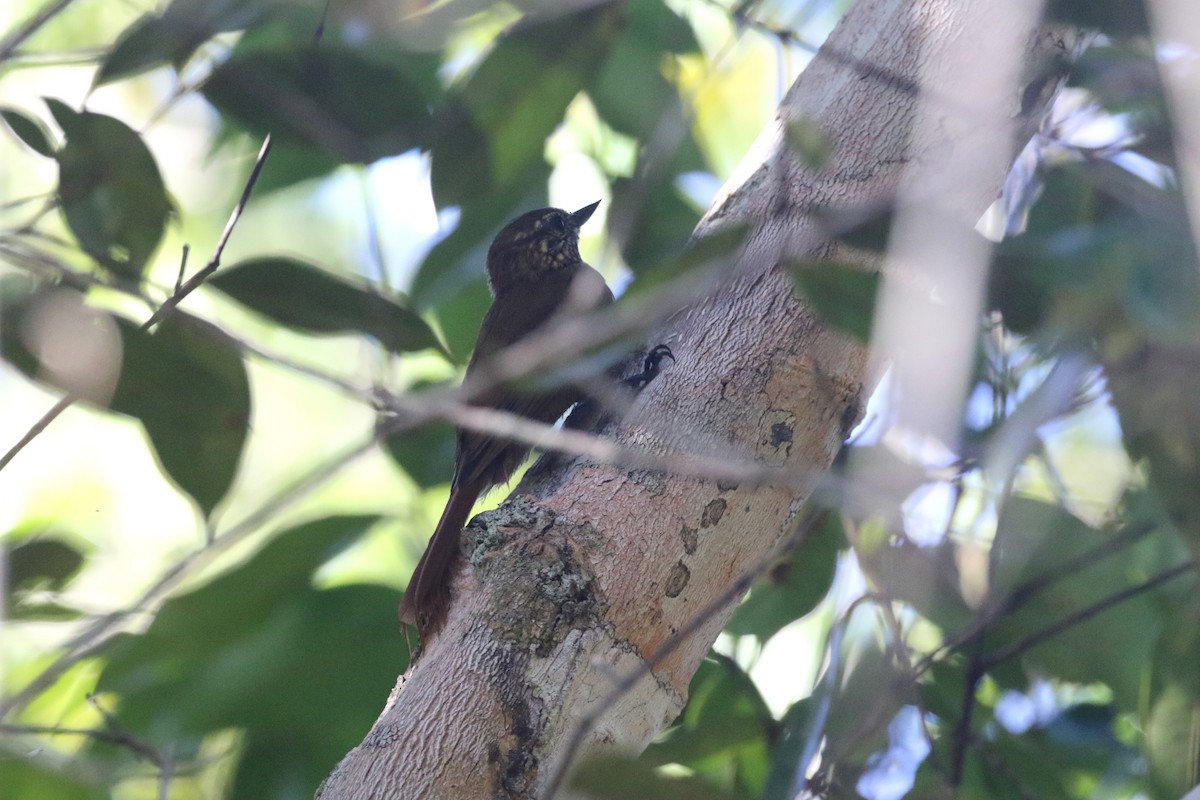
[[320, 0, 1067, 797]]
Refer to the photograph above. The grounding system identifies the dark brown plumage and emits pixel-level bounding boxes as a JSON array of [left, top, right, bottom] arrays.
[[398, 201, 613, 641]]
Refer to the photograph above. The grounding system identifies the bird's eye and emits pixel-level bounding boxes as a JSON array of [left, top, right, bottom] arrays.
[[545, 214, 567, 234]]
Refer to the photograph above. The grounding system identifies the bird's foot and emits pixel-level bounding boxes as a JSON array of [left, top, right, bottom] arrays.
[[623, 344, 675, 391]]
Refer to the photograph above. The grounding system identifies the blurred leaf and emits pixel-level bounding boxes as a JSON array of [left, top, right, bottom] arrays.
[[1144, 683, 1200, 797], [109, 314, 250, 518], [623, 222, 747, 297], [761, 698, 816, 800], [788, 261, 880, 343], [97, 15, 195, 84], [615, 176, 703, 276], [726, 512, 841, 641], [0, 273, 43, 377], [383, 412, 456, 489], [97, 0, 282, 85], [429, 5, 618, 207], [0, 758, 107, 800], [5, 528, 89, 618], [203, 44, 439, 163], [45, 99, 172, 280], [783, 117, 832, 168], [643, 656, 771, 797], [824, 639, 913, 764], [7, 537, 85, 592], [1045, 0, 1149, 36], [410, 179, 549, 314], [428, 276, 494, 362], [984, 498, 1183, 707], [209, 256, 446, 356], [96, 516, 403, 799], [587, 1, 698, 141], [863, 539, 975, 632], [919, 658, 973, 724], [818, 205, 894, 253], [247, 139, 340, 194], [0, 106, 55, 156], [984, 703, 1136, 800], [572, 754, 736, 800]]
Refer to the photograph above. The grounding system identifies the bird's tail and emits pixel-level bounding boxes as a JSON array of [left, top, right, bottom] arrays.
[[398, 485, 478, 641]]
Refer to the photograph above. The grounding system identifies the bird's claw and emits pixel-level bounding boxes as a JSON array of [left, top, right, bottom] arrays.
[[623, 344, 675, 390]]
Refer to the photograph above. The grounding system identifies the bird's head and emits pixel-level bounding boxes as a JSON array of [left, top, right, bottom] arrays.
[[485, 201, 599, 294]]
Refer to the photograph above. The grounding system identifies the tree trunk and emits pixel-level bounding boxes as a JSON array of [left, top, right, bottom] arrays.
[[319, 0, 1066, 797]]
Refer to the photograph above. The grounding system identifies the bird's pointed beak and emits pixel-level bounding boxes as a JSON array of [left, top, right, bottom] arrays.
[[570, 200, 601, 228]]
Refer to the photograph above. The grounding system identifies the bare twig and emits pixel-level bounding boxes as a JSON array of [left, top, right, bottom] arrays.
[[143, 135, 273, 330], [0, 0, 81, 64], [0, 720, 164, 766], [383, 391, 819, 490], [980, 559, 1197, 669], [949, 656, 984, 787], [914, 520, 1156, 676], [174, 244, 189, 293], [0, 135, 272, 474], [0, 396, 73, 473]]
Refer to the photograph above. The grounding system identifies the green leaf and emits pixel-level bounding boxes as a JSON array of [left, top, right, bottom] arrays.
[[429, 5, 619, 207], [1144, 683, 1200, 797], [383, 413, 456, 489], [209, 256, 446, 356], [97, 0, 281, 85], [247, 139, 340, 194], [823, 640, 912, 763], [642, 655, 771, 796], [622, 222, 748, 297], [96, 516, 403, 798], [783, 117, 833, 168], [0, 106, 55, 156], [788, 261, 880, 343], [109, 314, 250, 518], [46, 99, 172, 280], [613, 170, 704, 276], [203, 44, 439, 163], [984, 498, 1184, 708], [410, 177, 550, 313], [859, 538, 976, 632], [430, 279, 493, 361], [1045, 0, 1149, 36], [0, 758, 107, 800], [761, 699, 816, 800], [96, 15, 200, 85], [586, 1, 698, 141], [7, 537, 85, 592], [0, 273, 43, 377], [725, 512, 841, 641], [570, 755, 737, 800]]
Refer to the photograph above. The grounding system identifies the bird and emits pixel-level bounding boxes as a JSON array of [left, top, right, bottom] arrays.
[[397, 201, 616, 641]]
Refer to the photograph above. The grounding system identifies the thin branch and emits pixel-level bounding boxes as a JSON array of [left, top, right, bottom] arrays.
[[174, 244, 189, 293], [980, 559, 1197, 669], [0, 395, 73, 473], [0, 135, 272, 475], [383, 391, 821, 490], [914, 520, 1156, 676], [143, 134, 273, 330], [949, 656, 984, 787], [0, 721, 164, 766], [0, 0, 81, 64]]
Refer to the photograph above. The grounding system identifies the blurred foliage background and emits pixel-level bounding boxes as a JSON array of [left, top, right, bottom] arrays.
[[1, 0, 1199, 799]]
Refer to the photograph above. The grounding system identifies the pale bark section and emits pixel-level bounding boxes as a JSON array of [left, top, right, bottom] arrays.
[[320, 1, 1064, 798]]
